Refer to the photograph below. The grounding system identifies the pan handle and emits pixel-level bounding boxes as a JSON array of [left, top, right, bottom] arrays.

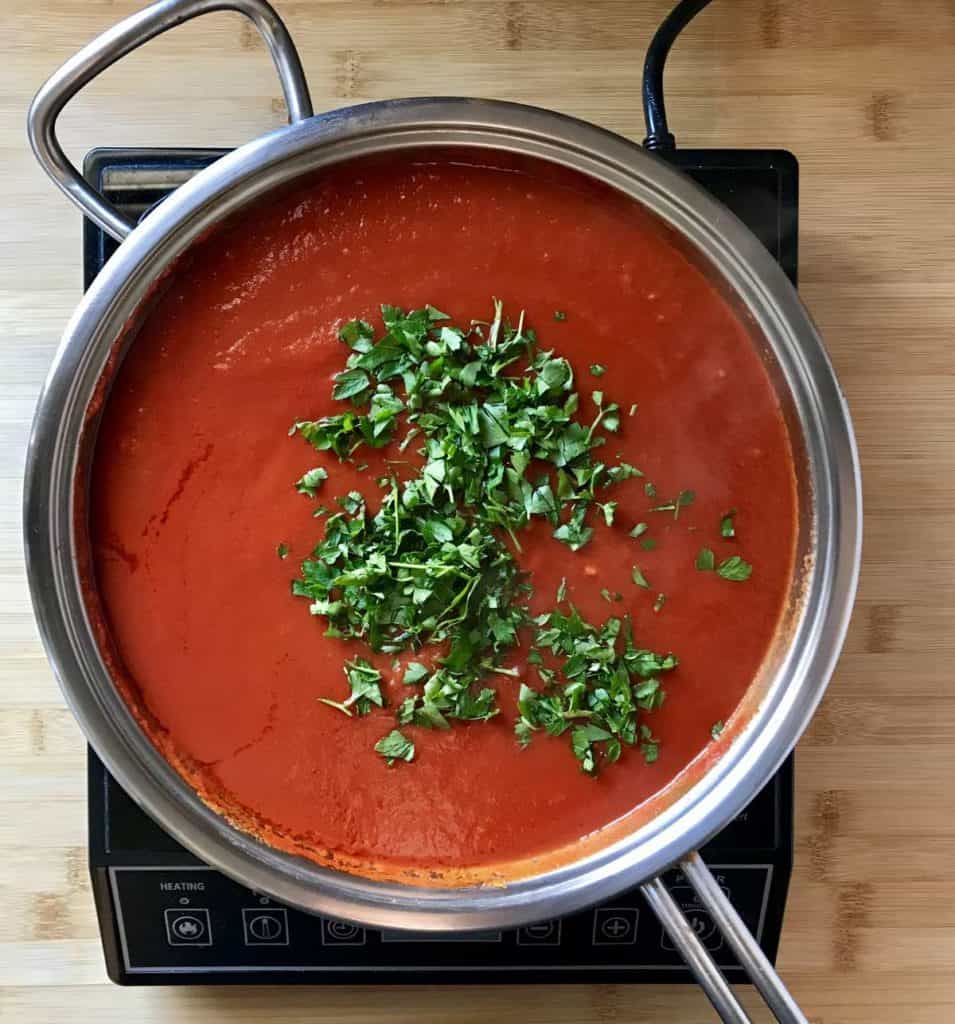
[[27, 0, 313, 242], [641, 852, 809, 1023]]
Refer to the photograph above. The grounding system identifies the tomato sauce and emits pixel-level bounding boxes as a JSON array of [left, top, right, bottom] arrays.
[[89, 150, 797, 881]]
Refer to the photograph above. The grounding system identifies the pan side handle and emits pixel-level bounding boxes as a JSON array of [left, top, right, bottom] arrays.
[[27, 0, 313, 242], [642, 852, 809, 1023]]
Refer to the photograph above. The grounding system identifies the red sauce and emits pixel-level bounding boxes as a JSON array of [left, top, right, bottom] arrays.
[[89, 150, 796, 881]]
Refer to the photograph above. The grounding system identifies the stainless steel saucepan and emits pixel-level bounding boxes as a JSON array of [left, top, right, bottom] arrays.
[[25, 2, 861, 1020]]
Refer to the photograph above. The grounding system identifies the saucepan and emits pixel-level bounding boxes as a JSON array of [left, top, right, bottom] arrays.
[[25, 1, 861, 1020]]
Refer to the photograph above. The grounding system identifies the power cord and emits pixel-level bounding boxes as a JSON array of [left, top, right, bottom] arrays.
[[642, 0, 715, 153]]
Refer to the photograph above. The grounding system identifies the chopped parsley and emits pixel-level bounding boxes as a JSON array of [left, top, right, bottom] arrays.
[[403, 662, 429, 685], [607, 463, 643, 483], [554, 310, 567, 321], [598, 500, 618, 526], [711, 720, 724, 739], [696, 547, 751, 581], [631, 566, 650, 589], [289, 302, 639, 739], [332, 367, 372, 402], [650, 489, 695, 520], [397, 694, 451, 730], [720, 509, 737, 539], [317, 657, 384, 717], [640, 537, 657, 551], [590, 363, 607, 377], [276, 542, 289, 559], [552, 505, 594, 551], [285, 302, 745, 775], [717, 555, 753, 582], [696, 547, 715, 571], [516, 610, 677, 774], [375, 729, 415, 765], [295, 466, 328, 498]]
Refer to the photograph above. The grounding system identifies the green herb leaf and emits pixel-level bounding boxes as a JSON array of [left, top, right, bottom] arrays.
[[332, 368, 372, 402], [396, 695, 417, 724], [607, 463, 643, 483], [631, 566, 650, 589], [598, 500, 618, 526], [696, 547, 715, 571], [589, 363, 606, 377], [295, 467, 328, 498], [403, 662, 429, 685], [277, 542, 289, 559], [553, 505, 594, 551], [717, 555, 752, 581], [413, 701, 451, 730], [720, 509, 737, 539], [338, 318, 375, 349], [572, 724, 613, 775], [554, 310, 567, 321], [711, 720, 724, 739], [374, 729, 415, 765], [605, 462, 642, 485], [640, 537, 657, 551], [341, 658, 385, 715]]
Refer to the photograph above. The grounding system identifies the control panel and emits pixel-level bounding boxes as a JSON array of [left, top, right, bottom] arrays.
[[105, 863, 774, 982]]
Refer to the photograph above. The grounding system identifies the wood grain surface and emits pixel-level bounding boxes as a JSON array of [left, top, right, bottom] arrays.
[[2, 1, 954, 1021]]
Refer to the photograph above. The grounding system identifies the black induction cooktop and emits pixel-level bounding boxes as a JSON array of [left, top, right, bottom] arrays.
[[83, 145, 798, 985]]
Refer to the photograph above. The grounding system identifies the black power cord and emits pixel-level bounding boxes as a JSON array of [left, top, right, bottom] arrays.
[[642, 0, 715, 153]]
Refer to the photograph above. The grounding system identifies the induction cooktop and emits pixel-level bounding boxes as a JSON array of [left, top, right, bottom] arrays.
[[82, 145, 798, 985]]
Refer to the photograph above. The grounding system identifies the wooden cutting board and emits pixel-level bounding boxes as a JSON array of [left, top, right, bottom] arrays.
[[2, 1, 953, 1021]]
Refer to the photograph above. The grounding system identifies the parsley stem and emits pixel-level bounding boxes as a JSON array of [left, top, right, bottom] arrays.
[[392, 481, 400, 554], [502, 522, 523, 553], [586, 409, 606, 443], [488, 297, 503, 348], [388, 561, 464, 574], [435, 574, 480, 626], [480, 662, 520, 677]]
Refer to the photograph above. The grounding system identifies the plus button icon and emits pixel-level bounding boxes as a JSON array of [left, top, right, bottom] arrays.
[[603, 917, 630, 938], [593, 908, 639, 945]]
